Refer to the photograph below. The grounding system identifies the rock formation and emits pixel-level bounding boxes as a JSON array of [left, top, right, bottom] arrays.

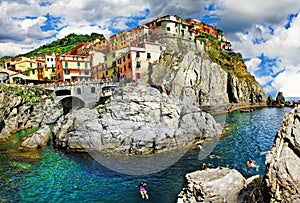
[[265, 106, 300, 202], [0, 84, 63, 141], [177, 167, 246, 203], [149, 37, 266, 112], [21, 125, 51, 149], [53, 84, 222, 154]]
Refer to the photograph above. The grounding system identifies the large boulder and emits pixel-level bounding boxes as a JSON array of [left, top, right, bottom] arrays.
[[264, 106, 300, 202], [53, 85, 222, 154], [177, 167, 246, 203]]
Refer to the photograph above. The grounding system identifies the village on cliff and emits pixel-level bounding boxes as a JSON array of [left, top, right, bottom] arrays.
[[0, 15, 235, 85]]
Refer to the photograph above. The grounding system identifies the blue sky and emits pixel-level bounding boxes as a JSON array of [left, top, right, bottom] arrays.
[[1, 0, 300, 97]]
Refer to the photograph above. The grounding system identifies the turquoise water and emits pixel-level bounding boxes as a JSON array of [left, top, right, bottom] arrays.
[[0, 107, 292, 203]]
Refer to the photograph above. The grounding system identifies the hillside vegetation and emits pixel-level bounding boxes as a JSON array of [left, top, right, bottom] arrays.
[[19, 33, 105, 58], [197, 33, 254, 80]]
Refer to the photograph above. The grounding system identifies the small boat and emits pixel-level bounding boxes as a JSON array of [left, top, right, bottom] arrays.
[[99, 85, 117, 104]]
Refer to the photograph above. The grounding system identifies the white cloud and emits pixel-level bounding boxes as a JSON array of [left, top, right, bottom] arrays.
[[272, 70, 300, 97], [226, 9, 300, 96], [216, 0, 300, 33], [245, 57, 261, 75], [56, 25, 111, 39], [263, 85, 276, 96], [256, 75, 273, 86]]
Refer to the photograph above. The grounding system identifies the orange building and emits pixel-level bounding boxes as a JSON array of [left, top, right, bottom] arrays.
[[56, 54, 91, 82], [186, 18, 218, 38], [117, 52, 132, 79]]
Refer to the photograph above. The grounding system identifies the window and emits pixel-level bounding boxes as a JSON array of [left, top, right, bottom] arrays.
[[85, 71, 89, 75], [32, 70, 35, 74], [112, 53, 115, 58], [85, 63, 88, 69], [182, 25, 186, 29], [30, 63, 32, 68], [38, 69, 42, 75], [77, 62, 80, 68], [147, 53, 151, 58], [65, 62, 68, 68], [51, 58, 53, 62], [47, 58, 50, 62], [106, 71, 108, 75], [104, 56, 107, 61], [127, 53, 130, 59], [124, 65, 126, 71], [79, 71, 81, 75], [91, 87, 95, 93], [136, 51, 140, 57], [64, 70, 70, 75], [52, 67, 55, 72], [128, 63, 131, 69], [167, 27, 171, 31], [148, 62, 152, 69], [77, 88, 81, 94], [136, 61, 141, 68]]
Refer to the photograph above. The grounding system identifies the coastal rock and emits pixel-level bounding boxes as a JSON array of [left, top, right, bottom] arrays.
[[53, 85, 222, 153], [42, 99, 64, 125], [275, 92, 285, 106], [237, 175, 270, 203], [0, 85, 63, 139], [149, 38, 266, 111], [265, 106, 300, 202], [21, 125, 50, 149], [177, 167, 246, 203]]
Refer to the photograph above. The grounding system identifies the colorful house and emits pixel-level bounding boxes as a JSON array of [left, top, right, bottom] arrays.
[[117, 52, 132, 79], [155, 15, 195, 40], [56, 54, 91, 82], [186, 18, 218, 38], [130, 41, 166, 80], [45, 53, 56, 80]]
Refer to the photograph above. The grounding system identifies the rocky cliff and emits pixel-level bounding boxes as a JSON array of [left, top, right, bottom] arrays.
[[0, 84, 63, 148], [177, 106, 300, 203], [53, 84, 222, 154], [149, 37, 266, 111], [265, 106, 300, 202]]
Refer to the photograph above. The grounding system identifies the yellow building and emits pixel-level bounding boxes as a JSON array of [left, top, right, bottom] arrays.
[[97, 52, 117, 79]]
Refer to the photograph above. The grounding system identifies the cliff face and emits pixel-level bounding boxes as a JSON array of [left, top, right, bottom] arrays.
[[0, 84, 63, 141], [265, 106, 300, 202], [149, 37, 266, 110]]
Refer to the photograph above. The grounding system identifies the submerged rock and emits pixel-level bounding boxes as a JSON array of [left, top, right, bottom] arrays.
[[53, 85, 222, 154]]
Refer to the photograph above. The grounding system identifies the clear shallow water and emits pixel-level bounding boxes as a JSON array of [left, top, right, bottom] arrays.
[[0, 107, 292, 203]]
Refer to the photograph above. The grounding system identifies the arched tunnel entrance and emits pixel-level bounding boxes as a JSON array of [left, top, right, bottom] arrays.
[[60, 96, 85, 115]]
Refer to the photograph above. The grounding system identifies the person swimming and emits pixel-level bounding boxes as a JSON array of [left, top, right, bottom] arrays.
[[138, 182, 149, 199], [247, 159, 256, 168]]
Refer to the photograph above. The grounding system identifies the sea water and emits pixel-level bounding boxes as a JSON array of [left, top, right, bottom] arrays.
[[0, 107, 292, 203]]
